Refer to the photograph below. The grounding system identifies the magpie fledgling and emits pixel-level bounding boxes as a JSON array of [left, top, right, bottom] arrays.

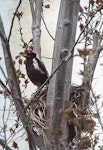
[[23, 52, 48, 87]]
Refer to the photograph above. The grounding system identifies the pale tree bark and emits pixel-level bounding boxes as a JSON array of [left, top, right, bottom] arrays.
[[0, 15, 36, 150], [82, 31, 103, 108], [46, 0, 80, 149], [29, 0, 42, 59], [90, 31, 103, 76], [81, 4, 103, 108]]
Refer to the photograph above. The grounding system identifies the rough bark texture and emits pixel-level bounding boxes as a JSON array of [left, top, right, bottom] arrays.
[[46, 0, 80, 149], [29, 0, 42, 59], [82, 31, 103, 108]]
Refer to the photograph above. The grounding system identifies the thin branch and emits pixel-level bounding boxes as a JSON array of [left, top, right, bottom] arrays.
[[42, 56, 52, 59], [2, 98, 7, 148], [0, 65, 7, 80], [18, 18, 25, 44], [73, 3, 103, 50], [91, 88, 103, 131], [91, 45, 103, 76], [0, 79, 11, 95], [41, 15, 55, 40], [8, 0, 22, 42], [0, 30, 6, 42], [84, 0, 91, 48], [7, 126, 24, 144], [0, 138, 12, 150], [0, 109, 14, 111], [29, 0, 42, 58], [29, 0, 35, 21], [0, 30, 23, 104]]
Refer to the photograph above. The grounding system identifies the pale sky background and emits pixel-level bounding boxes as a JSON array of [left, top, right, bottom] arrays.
[[0, 0, 103, 149]]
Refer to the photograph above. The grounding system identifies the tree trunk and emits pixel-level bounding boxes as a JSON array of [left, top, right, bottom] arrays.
[[29, 0, 42, 59], [46, 0, 80, 149]]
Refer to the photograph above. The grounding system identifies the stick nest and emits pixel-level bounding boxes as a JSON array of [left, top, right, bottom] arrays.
[[23, 84, 90, 141]]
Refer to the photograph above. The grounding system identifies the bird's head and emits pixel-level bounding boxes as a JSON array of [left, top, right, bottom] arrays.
[[22, 51, 36, 59]]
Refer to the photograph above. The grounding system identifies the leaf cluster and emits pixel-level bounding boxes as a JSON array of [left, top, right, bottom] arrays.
[[59, 100, 98, 149]]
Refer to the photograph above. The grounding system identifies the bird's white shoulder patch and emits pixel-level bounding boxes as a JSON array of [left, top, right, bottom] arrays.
[[33, 58, 39, 70]]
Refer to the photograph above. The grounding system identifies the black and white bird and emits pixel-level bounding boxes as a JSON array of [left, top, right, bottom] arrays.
[[23, 52, 48, 87]]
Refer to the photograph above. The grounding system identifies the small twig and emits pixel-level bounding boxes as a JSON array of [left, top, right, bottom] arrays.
[[73, 3, 103, 50], [41, 15, 55, 41], [7, 126, 24, 144], [0, 109, 14, 111], [0, 79, 11, 95], [91, 88, 103, 131], [5, 105, 11, 127], [8, 0, 22, 42], [18, 19, 25, 44], [0, 30, 7, 42], [0, 138, 12, 150], [42, 56, 52, 59], [2, 98, 7, 147], [91, 45, 103, 75], [84, 0, 91, 48], [0, 65, 7, 80]]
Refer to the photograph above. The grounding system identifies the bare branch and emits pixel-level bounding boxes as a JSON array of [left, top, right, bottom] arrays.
[[42, 56, 52, 59], [29, 0, 35, 20], [18, 17, 25, 44], [0, 30, 6, 42], [0, 138, 12, 150], [0, 65, 7, 80], [91, 45, 103, 74], [91, 88, 103, 131], [41, 15, 55, 40], [8, 0, 22, 42], [74, 3, 103, 50], [93, 30, 99, 49], [0, 79, 11, 95], [87, 31, 103, 84], [0, 22, 23, 105], [29, 0, 42, 58], [2, 98, 7, 148]]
